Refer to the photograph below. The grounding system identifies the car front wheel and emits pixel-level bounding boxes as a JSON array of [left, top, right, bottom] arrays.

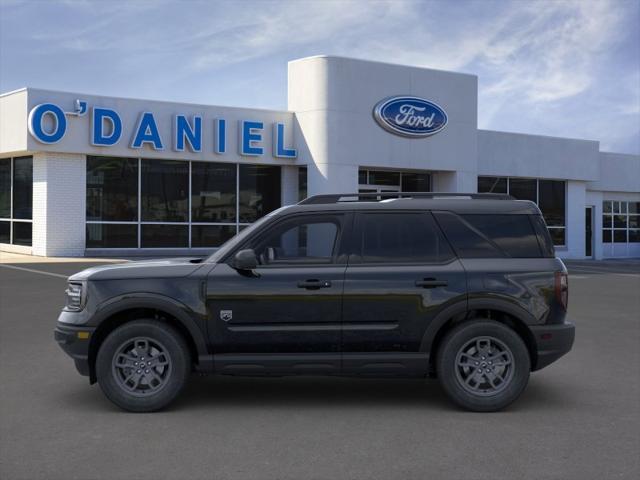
[[436, 320, 530, 412], [96, 320, 191, 412]]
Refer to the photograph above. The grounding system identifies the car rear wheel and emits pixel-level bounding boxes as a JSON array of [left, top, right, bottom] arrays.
[[436, 319, 530, 412], [96, 320, 191, 412]]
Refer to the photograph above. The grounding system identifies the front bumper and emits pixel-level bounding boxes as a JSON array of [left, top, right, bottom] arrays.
[[530, 321, 575, 371], [54, 323, 95, 377]]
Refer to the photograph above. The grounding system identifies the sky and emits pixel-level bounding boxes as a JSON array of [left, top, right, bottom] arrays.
[[1, 0, 639, 154]]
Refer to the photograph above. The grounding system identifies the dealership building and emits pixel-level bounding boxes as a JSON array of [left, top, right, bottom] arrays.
[[1, 56, 639, 259]]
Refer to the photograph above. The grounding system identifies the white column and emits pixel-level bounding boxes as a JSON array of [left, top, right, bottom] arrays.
[[564, 180, 586, 259], [32, 152, 86, 257], [432, 171, 477, 193], [307, 163, 358, 196], [281, 165, 299, 206]]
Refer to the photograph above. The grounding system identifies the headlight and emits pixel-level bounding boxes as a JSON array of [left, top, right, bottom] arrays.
[[65, 282, 85, 311]]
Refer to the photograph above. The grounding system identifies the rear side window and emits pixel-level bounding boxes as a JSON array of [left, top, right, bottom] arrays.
[[357, 212, 454, 263], [434, 212, 502, 258], [529, 214, 555, 258], [434, 212, 544, 258]]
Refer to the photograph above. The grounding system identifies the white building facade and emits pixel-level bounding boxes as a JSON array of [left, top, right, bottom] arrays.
[[1, 56, 638, 259]]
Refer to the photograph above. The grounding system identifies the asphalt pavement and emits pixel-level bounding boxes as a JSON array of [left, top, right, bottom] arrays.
[[0, 258, 639, 480]]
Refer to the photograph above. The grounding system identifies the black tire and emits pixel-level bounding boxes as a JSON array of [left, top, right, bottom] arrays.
[[436, 320, 530, 412], [96, 319, 191, 412]]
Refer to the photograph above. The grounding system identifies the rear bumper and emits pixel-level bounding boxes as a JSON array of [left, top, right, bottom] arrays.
[[54, 323, 95, 377], [530, 321, 575, 371]]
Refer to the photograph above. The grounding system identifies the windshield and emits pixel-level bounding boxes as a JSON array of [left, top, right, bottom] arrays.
[[205, 206, 291, 263]]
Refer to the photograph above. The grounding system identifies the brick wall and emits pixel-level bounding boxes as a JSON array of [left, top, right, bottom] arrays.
[[32, 152, 86, 257]]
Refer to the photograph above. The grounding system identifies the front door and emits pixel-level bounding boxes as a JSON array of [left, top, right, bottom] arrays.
[[206, 212, 350, 373], [585, 206, 593, 258], [341, 211, 467, 375]]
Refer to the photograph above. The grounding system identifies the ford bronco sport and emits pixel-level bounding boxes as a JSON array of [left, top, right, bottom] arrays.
[[55, 192, 575, 412]]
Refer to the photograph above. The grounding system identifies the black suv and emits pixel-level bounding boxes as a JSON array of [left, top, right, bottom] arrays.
[[55, 193, 574, 412]]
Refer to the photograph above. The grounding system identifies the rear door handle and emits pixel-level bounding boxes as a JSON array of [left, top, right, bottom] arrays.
[[415, 278, 448, 288], [297, 279, 332, 290]]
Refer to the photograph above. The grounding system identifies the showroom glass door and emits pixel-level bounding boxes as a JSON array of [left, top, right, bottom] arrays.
[[585, 206, 594, 258]]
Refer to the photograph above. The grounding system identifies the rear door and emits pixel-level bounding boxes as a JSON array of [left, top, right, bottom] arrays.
[[341, 211, 467, 375]]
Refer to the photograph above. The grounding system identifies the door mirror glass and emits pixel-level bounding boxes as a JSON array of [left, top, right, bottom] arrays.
[[232, 249, 258, 271]]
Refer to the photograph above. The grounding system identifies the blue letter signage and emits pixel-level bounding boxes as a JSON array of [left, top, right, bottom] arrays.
[[28, 103, 67, 144], [131, 112, 164, 150], [27, 99, 297, 159], [175, 115, 202, 152], [373, 96, 447, 138], [92, 107, 122, 146], [273, 123, 297, 158], [240, 120, 264, 156]]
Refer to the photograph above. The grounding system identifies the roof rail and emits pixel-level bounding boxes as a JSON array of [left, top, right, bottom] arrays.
[[298, 192, 514, 205]]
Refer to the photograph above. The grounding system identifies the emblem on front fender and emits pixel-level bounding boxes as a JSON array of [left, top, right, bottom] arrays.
[[220, 310, 233, 322]]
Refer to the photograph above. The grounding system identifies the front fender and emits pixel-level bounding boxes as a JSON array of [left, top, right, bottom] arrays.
[[90, 293, 209, 357]]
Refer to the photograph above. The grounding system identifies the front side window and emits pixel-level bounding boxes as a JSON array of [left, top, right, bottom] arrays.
[[251, 215, 341, 265], [357, 212, 454, 263]]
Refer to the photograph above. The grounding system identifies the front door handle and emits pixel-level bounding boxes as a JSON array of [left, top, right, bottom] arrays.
[[415, 278, 448, 288], [297, 279, 332, 290]]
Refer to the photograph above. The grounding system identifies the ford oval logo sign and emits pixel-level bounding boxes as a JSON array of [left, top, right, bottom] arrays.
[[373, 96, 447, 138]]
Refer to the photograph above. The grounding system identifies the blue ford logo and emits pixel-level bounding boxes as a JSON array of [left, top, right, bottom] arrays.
[[373, 96, 447, 138]]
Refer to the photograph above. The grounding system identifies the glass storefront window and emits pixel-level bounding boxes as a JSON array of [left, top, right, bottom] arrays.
[[359, 169, 431, 194], [0, 220, 9, 243], [0, 159, 10, 218], [86, 224, 138, 249], [603, 200, 640, 245], [12, 222, 32, 246], [367, 170, 400, 186], [191, 162, 236, 223], [12, 157, 32, 220], [538, 180, 566, 227], [141, 160, 189, 222], [298, 166, 308, 201], [85, 157, 281, 249], [0, 156, 32, 246], [478, 176, 566, 246], [87, 156, 138, 221], [239, 165, 281, 223], [402, 172, 431, 192], [477, 176, 507, 194], [141, 224, 189, 248], [508, 178, 537, 202], [191, 225, 236, 248]]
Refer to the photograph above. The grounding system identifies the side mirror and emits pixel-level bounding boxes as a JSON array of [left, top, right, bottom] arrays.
[[232, 249, 258, 271]]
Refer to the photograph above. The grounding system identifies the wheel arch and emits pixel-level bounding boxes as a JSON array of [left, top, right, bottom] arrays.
[[422, 298, 538, 374], [87, 295, 208, 383]]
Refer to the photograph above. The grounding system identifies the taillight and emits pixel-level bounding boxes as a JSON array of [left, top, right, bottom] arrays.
[[555, 271, 568, 310]]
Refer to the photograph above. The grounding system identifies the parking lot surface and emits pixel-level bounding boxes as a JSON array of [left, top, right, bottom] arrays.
[[1, 258, 639, 480]]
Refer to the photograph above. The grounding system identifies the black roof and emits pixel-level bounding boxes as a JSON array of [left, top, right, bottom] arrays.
[[286, 192, 541, 215]]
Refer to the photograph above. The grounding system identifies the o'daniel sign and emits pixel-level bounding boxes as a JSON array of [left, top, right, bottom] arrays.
[[373, 96, 447, 138]]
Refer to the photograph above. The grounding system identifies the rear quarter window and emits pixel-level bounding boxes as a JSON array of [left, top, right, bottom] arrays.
[[434, 212, 545, 258]]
